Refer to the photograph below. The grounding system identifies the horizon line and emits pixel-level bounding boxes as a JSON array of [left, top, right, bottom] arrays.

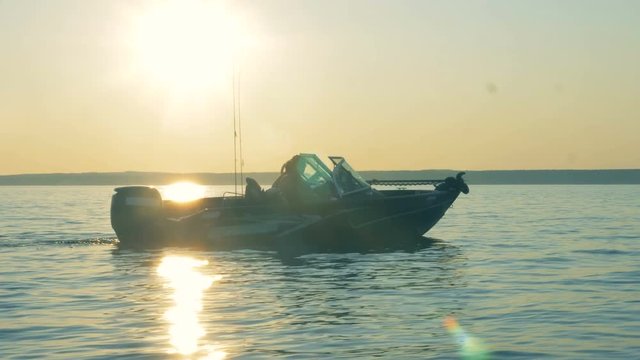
[[2, 168, 640, 177]]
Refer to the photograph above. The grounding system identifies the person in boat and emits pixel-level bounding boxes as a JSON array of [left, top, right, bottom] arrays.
[[270, 155, 306, 205], [245, 156, 304, 205], [269, 155, 335, 206]]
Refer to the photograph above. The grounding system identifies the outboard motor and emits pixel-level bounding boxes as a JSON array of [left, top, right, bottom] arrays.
[[110, 186, 163, 245]]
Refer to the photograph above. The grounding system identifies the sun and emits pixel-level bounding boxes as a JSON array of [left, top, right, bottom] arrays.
[[161, 182, 206, 202], [130, 0, 244, 95]]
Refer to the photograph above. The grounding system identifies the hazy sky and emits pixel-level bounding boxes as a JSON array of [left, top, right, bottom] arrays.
[[1, 0, 639, 174]]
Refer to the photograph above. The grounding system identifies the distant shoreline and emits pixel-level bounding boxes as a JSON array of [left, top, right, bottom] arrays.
[[1, 169, 639, 185]]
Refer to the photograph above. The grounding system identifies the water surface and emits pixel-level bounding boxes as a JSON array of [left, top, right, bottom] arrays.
[[0, 185, 638, 359]]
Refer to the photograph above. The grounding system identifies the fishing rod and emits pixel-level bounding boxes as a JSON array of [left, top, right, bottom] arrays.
[[232, 58, 245, 196]]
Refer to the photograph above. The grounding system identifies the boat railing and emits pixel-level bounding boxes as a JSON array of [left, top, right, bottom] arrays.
[[222, 191, 243, 199], [366, 179, 445, 186]]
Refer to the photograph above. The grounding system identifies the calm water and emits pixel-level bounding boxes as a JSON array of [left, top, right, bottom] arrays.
[[0, 185, 638, 359]]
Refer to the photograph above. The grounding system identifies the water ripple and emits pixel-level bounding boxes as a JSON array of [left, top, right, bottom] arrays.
[[0, 185, 639, 358]]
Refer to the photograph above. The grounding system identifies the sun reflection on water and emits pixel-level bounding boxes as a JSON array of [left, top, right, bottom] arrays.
[[157, 255, 225, 359]]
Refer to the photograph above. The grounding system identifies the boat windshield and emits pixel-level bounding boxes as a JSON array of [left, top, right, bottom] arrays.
[[272, 154, 373, 203], [295, 154, 334, 189], [329, 156, 371, 196]]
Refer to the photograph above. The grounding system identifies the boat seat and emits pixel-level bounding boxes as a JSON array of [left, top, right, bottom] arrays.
[[245, 177, 264, 203]]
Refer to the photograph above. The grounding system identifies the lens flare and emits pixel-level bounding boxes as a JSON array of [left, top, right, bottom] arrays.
[[444, 316, 490, 360]]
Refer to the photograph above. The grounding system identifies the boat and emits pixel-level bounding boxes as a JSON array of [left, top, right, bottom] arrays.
[[110, 154, 468, 251]]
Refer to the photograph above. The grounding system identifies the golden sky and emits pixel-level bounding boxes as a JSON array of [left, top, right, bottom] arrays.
[[1, 0, 639, 174]]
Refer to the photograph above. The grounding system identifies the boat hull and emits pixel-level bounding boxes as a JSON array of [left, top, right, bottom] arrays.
[[112, 187, 460, 252]]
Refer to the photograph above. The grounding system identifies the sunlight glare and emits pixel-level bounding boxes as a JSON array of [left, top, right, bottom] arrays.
[[157, 255, 225, 358], [131, 0, 250, 95], [162, 182, 206, 202]]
